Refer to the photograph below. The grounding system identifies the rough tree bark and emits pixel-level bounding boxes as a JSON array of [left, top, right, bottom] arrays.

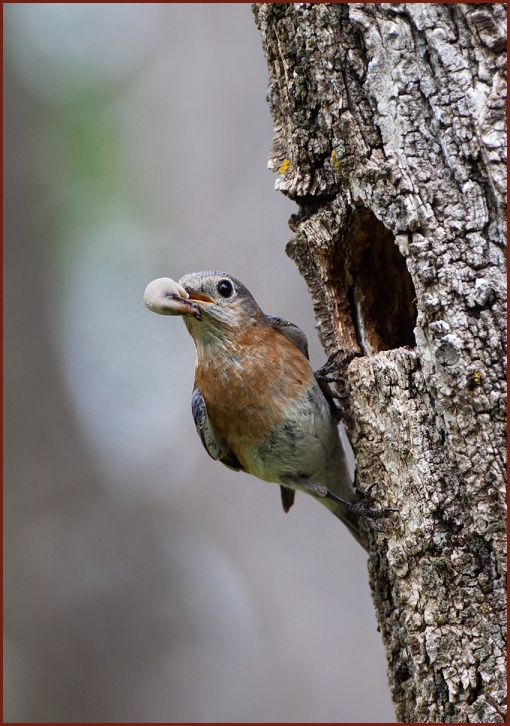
[[254, 4, 506, 723]]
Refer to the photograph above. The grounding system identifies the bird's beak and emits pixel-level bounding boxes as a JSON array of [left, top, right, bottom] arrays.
[[144, 277, 216, 321], [180, 290, 216, 321], [186, 291, 216, 305]]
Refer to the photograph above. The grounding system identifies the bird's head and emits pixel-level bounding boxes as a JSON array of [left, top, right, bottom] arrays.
[[144, 271, 263, 348]]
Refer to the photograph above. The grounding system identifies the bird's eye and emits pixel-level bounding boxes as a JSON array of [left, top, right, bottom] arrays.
[[217, 279, 234, 298]]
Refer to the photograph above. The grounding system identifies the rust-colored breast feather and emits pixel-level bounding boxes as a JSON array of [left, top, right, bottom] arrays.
[[194, 323, 315, 468]]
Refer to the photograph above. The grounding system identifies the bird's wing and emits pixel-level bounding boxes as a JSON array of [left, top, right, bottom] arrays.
[[191, 384, 245, 471], [266, 315, 310, 359], [266, 315, 308, 514], [267, 314, 338, 419]]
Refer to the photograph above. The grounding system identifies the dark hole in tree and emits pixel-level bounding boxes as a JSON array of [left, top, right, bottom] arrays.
[[345, 207, 417, 354]]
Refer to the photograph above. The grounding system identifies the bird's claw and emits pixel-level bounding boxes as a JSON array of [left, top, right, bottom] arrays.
[[315, 351, 362, 382], [354, 482, 399, 533], [364, 482, 378, 497], [349, 499, 399, 532], [315, 352, 361, 408], [325, 482, 398, 533]]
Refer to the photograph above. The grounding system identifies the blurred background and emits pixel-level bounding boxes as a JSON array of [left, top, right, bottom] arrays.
[[4, 4, 395, 722]]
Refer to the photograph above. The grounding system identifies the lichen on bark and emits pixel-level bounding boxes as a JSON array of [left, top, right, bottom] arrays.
[[254, 3, 506, 722]]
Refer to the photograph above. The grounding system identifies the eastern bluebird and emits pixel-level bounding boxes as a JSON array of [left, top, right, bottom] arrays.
[[144, 271, 390, 546]]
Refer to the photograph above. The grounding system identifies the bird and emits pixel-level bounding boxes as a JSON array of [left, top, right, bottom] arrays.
[[144, 271, 387, 547]]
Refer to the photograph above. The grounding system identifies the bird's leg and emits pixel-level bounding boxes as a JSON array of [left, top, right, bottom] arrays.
[[325, 485, 399, 533], [288, 478, 398, 533]]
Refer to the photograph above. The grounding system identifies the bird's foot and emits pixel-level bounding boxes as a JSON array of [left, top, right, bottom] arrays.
[[315, 352, 362, 411], [325, 483, 398, 533], [314, 351, 361, 385]]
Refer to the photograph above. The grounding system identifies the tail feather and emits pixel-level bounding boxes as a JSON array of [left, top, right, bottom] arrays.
[[280, 474, 364, 548], [323, 498, 364, 548]]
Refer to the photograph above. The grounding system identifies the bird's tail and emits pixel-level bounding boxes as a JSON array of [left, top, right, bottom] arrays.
[[317, 452, 365, 547], [322, 497, 364, 548]]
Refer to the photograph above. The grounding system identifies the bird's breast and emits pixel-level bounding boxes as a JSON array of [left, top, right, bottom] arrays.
[[194, 325, 317, 467]]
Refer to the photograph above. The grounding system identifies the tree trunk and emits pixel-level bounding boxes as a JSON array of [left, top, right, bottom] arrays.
[[254, 3, 506, 723]]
